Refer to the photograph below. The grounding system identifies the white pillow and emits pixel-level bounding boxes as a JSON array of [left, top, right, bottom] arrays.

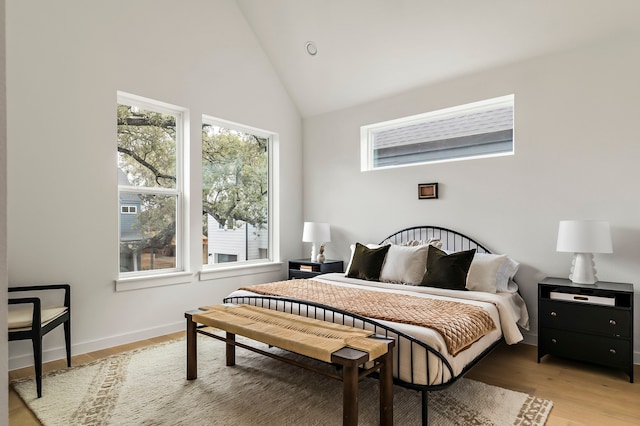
[[497, 257, 520, 292], [466, 253, 508, 293], [466, 253, 521, 293], [379, 244, 429, 285]]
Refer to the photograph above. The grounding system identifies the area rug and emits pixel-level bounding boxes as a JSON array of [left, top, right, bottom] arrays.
[[12, 335, 552, 425]]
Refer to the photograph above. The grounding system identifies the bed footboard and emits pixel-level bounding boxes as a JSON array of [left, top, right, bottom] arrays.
[[223, 295, 461, 424]]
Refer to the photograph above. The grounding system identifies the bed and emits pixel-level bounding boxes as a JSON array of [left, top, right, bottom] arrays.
[[223, 226, 530, 425]]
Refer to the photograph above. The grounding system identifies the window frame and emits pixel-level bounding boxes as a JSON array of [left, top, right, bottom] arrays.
[[116, 91, 189, 289], [200, 115, 276, 276], [361, 94, 514, 171]]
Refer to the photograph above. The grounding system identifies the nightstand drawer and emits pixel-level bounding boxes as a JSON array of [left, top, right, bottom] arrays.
[[539, 300, 631, 338], [289, 270, 321, 279], [540, 328, 631, 369]]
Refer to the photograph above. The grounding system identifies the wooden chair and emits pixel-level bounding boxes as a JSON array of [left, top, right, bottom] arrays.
[[8, 284, 71, 398]]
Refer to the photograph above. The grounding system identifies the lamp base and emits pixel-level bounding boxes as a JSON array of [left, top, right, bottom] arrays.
[[310, 243, 317, 262], [569, 252, 598, 284]]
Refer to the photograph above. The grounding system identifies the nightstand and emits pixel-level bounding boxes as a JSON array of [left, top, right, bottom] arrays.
[[538, 277, 634, 382], [288, 259, 344, 279]]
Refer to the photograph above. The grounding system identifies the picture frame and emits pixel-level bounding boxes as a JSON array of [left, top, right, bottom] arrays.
[[418, 183, 438, 199]]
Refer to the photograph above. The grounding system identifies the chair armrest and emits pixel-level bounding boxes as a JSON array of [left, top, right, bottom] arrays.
[[9, 284, 71, 308], [8, 297, 41, 307], [8, 297, 42, 331]]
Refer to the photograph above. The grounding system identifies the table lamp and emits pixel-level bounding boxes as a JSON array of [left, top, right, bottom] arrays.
[[302, 222, 331, 262], [556, 220, 612, 284]]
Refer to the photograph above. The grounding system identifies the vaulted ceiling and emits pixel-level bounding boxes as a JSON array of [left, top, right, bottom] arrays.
[[237, 0, 640, 117]]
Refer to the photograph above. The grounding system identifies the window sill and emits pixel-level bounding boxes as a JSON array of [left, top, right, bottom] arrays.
[[199, 261, 283, 281], [114, 262, 283, 291], [115, 271, 193, 292]]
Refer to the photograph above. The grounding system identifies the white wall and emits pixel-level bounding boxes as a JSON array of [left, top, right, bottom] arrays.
[[303, 30, 640, 359], [1, 0, 8, 420], [6, 0, 302, 368]]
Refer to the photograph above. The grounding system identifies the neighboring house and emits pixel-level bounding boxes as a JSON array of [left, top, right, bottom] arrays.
[[119, 167, 265, 268], [206, 215, 268, 264], [118, 168, 142, 243], [118, 169, 142, 272]]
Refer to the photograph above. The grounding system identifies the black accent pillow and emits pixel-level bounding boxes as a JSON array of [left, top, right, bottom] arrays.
[[420, 246, 476, 290], [346, 243, 391, 281]]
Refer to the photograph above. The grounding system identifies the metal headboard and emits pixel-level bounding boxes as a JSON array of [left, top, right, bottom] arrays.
[[380, 225, 491, 254]]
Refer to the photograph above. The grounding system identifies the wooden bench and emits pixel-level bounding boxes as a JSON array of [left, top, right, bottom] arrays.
[[185, 304, 395, 426]]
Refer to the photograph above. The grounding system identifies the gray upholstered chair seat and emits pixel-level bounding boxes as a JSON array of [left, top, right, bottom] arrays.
[[8, 306, 68, 331]]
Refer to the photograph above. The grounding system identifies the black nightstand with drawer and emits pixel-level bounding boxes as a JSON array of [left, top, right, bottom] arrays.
[[538, 277, 634, 382], [288, 259, 344, 280]]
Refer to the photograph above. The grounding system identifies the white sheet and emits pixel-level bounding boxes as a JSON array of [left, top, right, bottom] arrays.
[[226, 273, 530, 386]]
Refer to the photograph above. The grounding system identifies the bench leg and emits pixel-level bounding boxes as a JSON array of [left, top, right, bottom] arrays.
[[186, 313, 197, 380], [342, 363, 358, 426], [380, 351, 394, 425], [226, 332, 236, 366]]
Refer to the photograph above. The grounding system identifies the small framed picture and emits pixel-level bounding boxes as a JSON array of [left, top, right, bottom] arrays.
[[418, 183, 438, 199]]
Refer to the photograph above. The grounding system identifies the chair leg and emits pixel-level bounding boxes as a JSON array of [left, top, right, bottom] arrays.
[[32, 337, 43, 398], [64, 319, 71, 367]]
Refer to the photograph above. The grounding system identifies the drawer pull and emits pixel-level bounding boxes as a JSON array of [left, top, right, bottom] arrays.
[[550, 311, 557, 317], [609, 319, 616, 326], [551, 338, 557, 344], [609, 348, 617, 355]]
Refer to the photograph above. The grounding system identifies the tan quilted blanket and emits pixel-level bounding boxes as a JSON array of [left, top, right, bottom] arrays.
[[238, 279, 496, 356]]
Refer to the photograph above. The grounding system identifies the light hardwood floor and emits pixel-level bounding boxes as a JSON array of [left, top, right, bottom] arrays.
[[8, 335, 640, 425]]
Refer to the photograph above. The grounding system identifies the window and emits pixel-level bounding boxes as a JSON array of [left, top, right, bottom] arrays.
[[202, 116, 272, 267], [215, 253, 238, 263], [361, 94, 514, 170], [121, 205, 137, 214], [117, 92, 186, 276]]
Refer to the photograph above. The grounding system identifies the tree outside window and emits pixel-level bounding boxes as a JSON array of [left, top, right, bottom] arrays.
[[117, 94, 272, 275], [117, 94, 183, 274], [202, 117, 270, 266]]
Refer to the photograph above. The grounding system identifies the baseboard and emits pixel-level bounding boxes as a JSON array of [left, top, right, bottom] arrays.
[[9, 320, 184, 371], [520, 331, 537, 347]]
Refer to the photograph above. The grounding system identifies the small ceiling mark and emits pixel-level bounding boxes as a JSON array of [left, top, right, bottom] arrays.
[[305, 41, 318, 56]]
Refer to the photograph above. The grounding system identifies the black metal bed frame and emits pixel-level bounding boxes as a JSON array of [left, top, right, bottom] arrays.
[[224, 226, 504, 425]]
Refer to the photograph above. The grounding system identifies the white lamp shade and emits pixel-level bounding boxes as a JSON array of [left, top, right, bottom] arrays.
[[557, 220, 612, 284], [556, 220, 612, 254], [302, 222, 331, 243]]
